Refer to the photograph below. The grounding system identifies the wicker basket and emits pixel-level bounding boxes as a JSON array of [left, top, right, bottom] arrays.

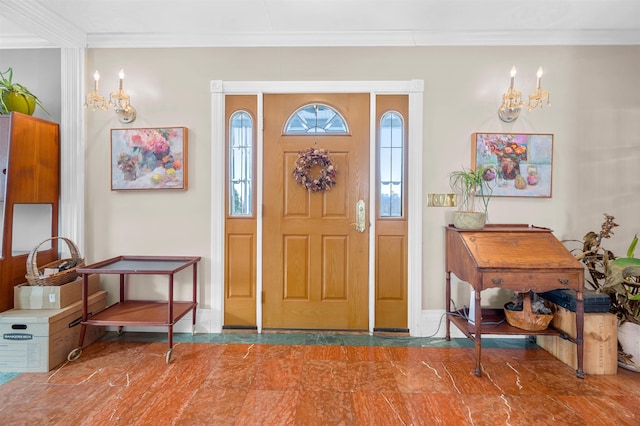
[[504, 292, 553, 331], [25, 237, 85, 286]]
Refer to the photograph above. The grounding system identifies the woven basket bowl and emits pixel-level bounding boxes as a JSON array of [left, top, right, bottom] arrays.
[[24, 237, 85, 286]]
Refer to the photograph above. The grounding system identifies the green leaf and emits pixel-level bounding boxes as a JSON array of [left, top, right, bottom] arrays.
[[627, 234, 638, 258]]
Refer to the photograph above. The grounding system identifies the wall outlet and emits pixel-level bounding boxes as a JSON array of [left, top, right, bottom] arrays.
[[427, 193, 456, 207]]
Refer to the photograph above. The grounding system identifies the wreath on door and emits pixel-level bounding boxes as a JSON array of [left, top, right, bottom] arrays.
[[293, 147, 337, 192]]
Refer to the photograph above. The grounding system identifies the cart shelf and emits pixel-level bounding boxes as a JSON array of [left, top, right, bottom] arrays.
[[85, 300, 196, 327]]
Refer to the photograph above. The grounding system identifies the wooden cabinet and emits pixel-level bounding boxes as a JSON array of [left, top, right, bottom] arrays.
[[0, 112, 59, 312], [444, 224, 586, 378]]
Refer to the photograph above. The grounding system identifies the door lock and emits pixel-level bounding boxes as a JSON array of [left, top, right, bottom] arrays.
[[354, 199, 366, 233]]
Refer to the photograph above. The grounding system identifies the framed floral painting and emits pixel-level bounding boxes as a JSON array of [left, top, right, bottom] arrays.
[[111, 127, 188, 190], [472, 133, 553, 198]]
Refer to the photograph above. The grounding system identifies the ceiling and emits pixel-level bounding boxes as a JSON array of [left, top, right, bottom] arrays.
[[1, 0, 640, 49]]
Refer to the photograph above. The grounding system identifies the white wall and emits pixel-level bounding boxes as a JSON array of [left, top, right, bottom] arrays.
[[58, 45, 640, 330], [0, 49, 61, 122]]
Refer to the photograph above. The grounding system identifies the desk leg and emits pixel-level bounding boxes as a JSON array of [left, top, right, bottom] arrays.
[[445, 271, 451, 341], [576, 292, 585, 378], [474, 289, 482, 377]]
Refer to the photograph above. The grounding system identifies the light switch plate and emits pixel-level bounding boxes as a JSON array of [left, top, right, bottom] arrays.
[[427, 194, 456, 207]]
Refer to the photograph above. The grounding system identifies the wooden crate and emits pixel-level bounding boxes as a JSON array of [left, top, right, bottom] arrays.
[[538, 304, 617, 375]]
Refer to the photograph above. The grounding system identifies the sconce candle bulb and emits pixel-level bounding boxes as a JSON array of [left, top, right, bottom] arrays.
[[510, 66, 516, 88], [118, 69, 124, 90], [536, 67, 543, 89]]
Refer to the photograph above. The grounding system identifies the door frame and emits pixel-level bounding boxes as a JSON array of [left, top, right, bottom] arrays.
[[210, 80, 424, 334]]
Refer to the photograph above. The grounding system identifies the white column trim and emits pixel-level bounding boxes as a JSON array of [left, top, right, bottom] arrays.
[[407, 79, 424, 336], [209, 80, 225, 333], [59, 48, 85, 254]]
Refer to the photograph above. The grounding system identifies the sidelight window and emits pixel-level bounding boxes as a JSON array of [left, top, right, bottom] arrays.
[[379, 111, 404, 217], [229, 111, 253, 216]]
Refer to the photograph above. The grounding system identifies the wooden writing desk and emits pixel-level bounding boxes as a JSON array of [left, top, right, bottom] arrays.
[[444, 224, 585, 378]]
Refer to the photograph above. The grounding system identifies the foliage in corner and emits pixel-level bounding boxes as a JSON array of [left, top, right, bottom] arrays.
[[566, 214, 640, 325], [604, 233, 640, 324]]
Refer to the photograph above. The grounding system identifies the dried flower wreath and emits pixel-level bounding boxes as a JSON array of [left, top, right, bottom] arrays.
[[293, 147, 337, 192]]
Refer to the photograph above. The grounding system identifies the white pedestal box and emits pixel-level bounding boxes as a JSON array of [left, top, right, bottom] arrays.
[[0, 291, 106, 372]]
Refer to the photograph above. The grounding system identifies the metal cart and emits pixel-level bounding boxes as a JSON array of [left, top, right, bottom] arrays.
[[67, 255, 201, 364]]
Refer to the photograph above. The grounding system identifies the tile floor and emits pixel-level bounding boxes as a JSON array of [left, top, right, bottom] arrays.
[[0, 332, 639, 425]]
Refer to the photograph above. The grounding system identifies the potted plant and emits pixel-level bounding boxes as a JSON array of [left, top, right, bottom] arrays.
[[0, 67, 49, 116], [566, 214, 640, 372], [604, 233, 640, 371], [449, 164, 496, 229]]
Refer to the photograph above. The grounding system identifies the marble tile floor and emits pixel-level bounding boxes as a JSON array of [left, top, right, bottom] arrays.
[[1, 332, 639, 425]]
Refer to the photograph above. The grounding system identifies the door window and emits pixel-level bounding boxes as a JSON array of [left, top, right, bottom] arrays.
[[284, 103, 348, 134]]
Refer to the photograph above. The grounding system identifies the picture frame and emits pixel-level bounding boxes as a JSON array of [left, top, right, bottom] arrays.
[[111, 127, 188, 191], [472, 132, 553, 198]]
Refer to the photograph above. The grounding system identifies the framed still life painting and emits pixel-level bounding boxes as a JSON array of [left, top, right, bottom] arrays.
[[111, 127, 188, 190], [472, 132, 553, 198]]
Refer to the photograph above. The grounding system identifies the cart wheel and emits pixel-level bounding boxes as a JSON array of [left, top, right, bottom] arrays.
[[67, 347, 83, 362], [166, 348, 173, 364], [116, 326, 124, 336]]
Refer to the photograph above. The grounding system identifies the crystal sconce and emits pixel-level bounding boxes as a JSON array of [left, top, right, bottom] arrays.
[[498, 66, 551, 123], [84, 69, 136, 123]]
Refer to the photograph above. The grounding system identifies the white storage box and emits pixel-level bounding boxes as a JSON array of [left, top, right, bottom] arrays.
[[14, 274, 101, 310], [0, 290, 106, 372]]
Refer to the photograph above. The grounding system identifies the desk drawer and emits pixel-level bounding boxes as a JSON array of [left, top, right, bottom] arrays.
[[482, 272, 580, 291]]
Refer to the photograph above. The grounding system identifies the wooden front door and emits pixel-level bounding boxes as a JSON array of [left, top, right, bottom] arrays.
[[262, 94, 370, 330]]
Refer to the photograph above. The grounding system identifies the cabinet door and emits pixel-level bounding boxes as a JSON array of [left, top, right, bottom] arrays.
[[0, 112, 59, 312]]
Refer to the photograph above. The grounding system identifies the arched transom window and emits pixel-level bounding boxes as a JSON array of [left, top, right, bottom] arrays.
[[284, 103, 349, 134]]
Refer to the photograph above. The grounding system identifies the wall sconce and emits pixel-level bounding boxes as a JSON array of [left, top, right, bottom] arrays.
[[498, 66, 551, 123], [84, 69, 137, 123]]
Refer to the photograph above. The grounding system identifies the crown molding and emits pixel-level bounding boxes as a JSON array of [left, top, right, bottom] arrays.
[[0, 34, 57, 49], [84, 29, 640, 49], [0, 0, 86, 47]]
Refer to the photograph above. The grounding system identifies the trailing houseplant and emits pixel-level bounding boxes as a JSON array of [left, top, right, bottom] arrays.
[[449, 164, 496, 229], [0, 67, 49, 116]]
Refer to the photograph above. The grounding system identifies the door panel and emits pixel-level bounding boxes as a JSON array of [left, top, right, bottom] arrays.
[[263, 93, 369, 330]]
